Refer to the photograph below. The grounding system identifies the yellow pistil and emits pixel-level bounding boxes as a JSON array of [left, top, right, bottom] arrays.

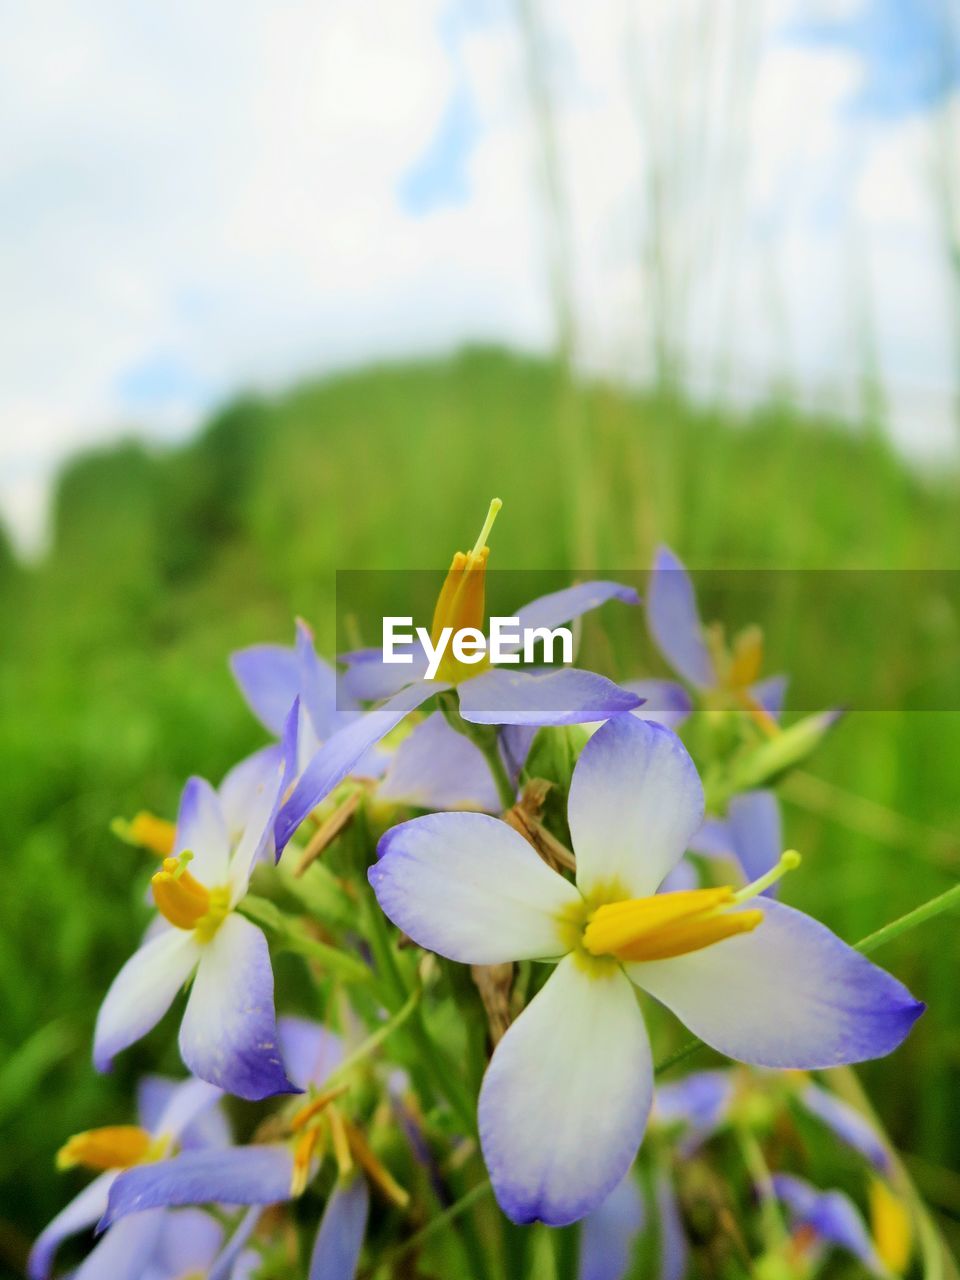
[[56, 1125, 154, 1172], [429, 498, 501, 684], [870, 1178, 912, 1274], [151, 852, 230, 940], [582, 852, 801, 964]]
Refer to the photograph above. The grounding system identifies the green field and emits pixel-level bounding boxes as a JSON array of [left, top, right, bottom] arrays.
[[1, 346, 959, 1269]]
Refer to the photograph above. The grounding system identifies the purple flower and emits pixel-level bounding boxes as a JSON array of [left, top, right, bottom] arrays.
[[275, 501, 642, 847], [772, 1174, 889, 1276], [28, 1077, 228, 1280], [646, 547, 787, 723], [369, 714, 922, 1226], [690, 790, 784, 890], [93, 744, 300, 1101]]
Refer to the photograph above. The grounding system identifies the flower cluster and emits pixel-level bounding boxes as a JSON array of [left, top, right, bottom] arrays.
[[32, 503, 931, 1280]]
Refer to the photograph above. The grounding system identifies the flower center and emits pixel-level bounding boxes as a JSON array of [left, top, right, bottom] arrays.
[[582, 851, 800, 963], [429, 497, 501, 684], [56, 1125, 165, 1172], [151, 852, 230, 941]]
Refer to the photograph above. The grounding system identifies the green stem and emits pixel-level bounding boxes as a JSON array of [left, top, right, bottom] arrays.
[[853, 883, 960, 956], [479, 736, 518, 810], [438, 690, 515, 809], [324, 987, 421, 1087], [377, 1179, 493, 1266], [238, 895, 372, 985]]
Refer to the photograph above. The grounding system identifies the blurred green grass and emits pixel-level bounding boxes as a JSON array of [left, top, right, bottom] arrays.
[[1, 346, 959, 1263]]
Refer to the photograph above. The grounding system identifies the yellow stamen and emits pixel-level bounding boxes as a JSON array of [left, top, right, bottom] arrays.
[[112, 811, 176, 857], [429, 499, 501, 682], [56, 1125, 152, 1173], [150, 853, 231, 940], [344, 1119, 410, 1209], [326, 1104, 354, 1179], [290, 1127, 323, 1198], [583, 852, 801, 964], [870, 1178, 912, 1274], [727, 625, 764, 688], [289, 1083, 351, 1131]]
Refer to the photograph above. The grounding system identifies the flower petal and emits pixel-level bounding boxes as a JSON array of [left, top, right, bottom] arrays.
[[578, 1172, 645, 1280], [478, 956, 653, 1226], [569, 716, 705, 899], [276, 680, 439, 849], [622, 679, 693, 731], [227, 745, 288, 894], [219, 747, 282, 847], [100, 1147, 295, 1228], [208, 1207, 261, 1280], [500, 724, 537, 781], [153, 1208, 223, 1275], [751, 675, 788, 720], [371, 812, 580, 964], [628, 900, 924, 1068], [153, 1078, 225, 1145], [654, 1168, 689, 1280], [230, 644, 300, 735], [654, 1069, 735, 1141], [278, 1016, 344, 1091], [772, 1175, 886, 1275], [726, 790, 782, 889], [175, 777, 230, 886], [94, 930, 200, 1072], [376, 712, 500, 812], [309, 1178, 370, 1280], [28, 1173, 116, 1280], [509, 581, 640, 648], [340, 645, 429, 701], [294, 620, 339, 740], [179, 915, 299, 1100], [798, 1082, 890, 1173], [76, 1210, 167, 1280], [646, 547, 715, 688], [457, 667, 642, 727]]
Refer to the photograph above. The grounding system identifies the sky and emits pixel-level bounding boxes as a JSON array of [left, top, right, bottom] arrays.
[[2, 0, 958, 554]]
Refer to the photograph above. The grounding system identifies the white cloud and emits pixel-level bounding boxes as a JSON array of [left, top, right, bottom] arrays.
[[1, 0, 956, 554]]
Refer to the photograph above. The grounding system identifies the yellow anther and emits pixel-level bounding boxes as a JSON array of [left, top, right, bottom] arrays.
[[429, 498, 502, 682], [152, 853, 212, 930], [289, 1083, 351, 1131], [327, 1104, 354, 1180], [57, 1125, 152, 1173], [344, 1118, 410, 1210], [870, 1178, 912, 1274], [583, 851, 800, 964], [290, 1127, 323, 1198], [112, 812, 176, 857], [728, 625, 764, 688]]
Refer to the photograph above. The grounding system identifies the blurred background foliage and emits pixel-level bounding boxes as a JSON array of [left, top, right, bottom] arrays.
[[1, 346, 959, 1267]]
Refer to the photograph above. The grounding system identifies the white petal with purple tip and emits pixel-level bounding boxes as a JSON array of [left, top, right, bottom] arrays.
[[94, 930, 200, 1072], [179, 915, 297, 1101], [175, 777, 230, 886], [478, 955, 653, 1226], [569, 716, 704, 899], [28, 1172, 116, 1280], [75, 1209, 167, 1280], [627, 900, 924, 1068], [371, 813, 580, 965]]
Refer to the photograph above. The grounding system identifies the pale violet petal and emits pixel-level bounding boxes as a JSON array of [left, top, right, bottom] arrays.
[[772, 1175, 886, 1275], [376, 712, 500, 812], [340, 645, 429, 701], [623, 679, 693, 731], [578, 1172, 645, 1280], [457, 667, 642, 727], [798, 1083, 890, 1173], [101, 1148, 295, 1227], [75, 1210, 167, 1280], [569, 716, 704, 899], [219, 748, 282, 848], [179, 915, 298, 1101], [153, 1208, 223, 1275], [94, 931, 199, 1072], [208, 1207, 261, 1280], [478, 956, 653, 1226], [28, 1173, 116, 1280], [725, 791, 782, 888], [154, 1078, 224, 1145], [309, 1179, 370, 1280], [227, 749, 287, 899], [655, 1168, 689, 1280], [654, 1070, 735, 1154], [229, 644, 299, 736], [508, 581, 640, 651], [175, 777, 230, 886], [371, 812, 581, 964], [627, 900, 924, 1068], [646, 547, 715, 688], [751, 675, 788, 721], [276, 680, 440, 849], [278, 1017, 344, 1091]]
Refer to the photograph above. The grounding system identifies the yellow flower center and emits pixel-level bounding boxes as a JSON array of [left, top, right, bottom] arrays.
[[579, 851, 800, 965], [151, 852, 230, 942], [56, 1125, 167, 1172], [429, 498, 501, 684]]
